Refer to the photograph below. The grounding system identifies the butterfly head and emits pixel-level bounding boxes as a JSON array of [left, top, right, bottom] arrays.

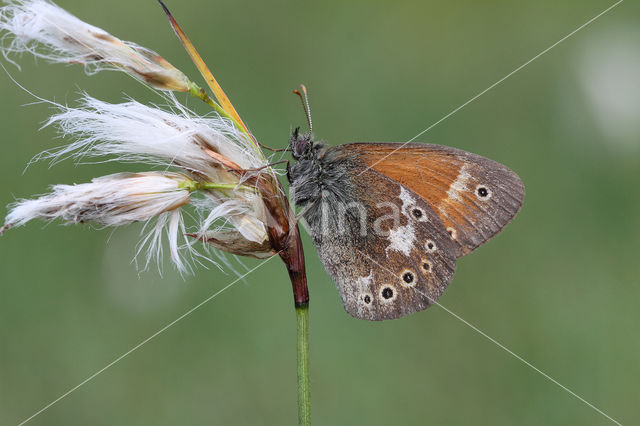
[[289, 126, 316, 160]]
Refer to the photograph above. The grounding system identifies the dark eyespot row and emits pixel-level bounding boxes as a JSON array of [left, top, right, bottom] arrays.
[[422, 261, 432, 272], [361, 285, 397, 305], [425, 240, 437, 252], [403, 271, 414, 283]]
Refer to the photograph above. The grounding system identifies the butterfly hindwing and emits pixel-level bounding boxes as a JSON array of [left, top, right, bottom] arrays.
[[301, 154, 457, 320], [333, 143, 525, 257]]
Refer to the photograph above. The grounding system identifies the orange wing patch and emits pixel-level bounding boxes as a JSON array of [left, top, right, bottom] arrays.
[[334, 143, 524, 257]]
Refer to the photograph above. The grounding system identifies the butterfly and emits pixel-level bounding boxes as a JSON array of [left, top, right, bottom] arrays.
[[287, 87, 525, 321]]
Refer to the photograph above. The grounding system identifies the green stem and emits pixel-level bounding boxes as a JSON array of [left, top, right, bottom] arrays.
[[179, 180, 253, 193], [188, 80, 226, 115], [199, 183, 241, 191], [296, 304, 311, 426]]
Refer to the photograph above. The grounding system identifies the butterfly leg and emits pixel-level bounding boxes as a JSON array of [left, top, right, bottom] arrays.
[[232, 160, 290, 174]]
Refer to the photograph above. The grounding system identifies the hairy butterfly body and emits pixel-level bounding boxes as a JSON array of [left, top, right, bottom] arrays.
[[287, 129, 524, 321]]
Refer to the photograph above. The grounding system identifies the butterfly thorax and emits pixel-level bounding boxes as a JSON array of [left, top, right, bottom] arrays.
[[287, 129, 361, 240]]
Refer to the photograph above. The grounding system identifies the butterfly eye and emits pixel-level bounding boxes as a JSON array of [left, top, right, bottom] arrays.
[[425, 240, 437, 253], [289, 128, 313, 159], [380, 286, 396, 301], [475, 185, 492, 200]]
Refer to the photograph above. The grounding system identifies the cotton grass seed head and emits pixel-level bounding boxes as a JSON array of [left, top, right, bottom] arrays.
[[0, 93, 278, 271], [0, 0, 280, 273], [0, 0, 190, 91], [0, 172, 194, 271], [0, 90, 275, 271], [2, 172, 197, 230]]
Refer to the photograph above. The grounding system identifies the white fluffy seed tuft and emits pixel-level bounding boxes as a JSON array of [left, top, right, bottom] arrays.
[[4, 172, 192, 228], [2, 172, 196, 272], [0, 0, 190, 91], [42, 94, 265, 176]]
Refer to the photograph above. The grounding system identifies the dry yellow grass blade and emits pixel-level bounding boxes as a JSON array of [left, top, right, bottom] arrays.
[[158, 1, 252, 139]]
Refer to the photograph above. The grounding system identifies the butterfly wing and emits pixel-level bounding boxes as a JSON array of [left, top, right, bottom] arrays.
[[301, 150, 457, 320], [334, 143, 525, 257]]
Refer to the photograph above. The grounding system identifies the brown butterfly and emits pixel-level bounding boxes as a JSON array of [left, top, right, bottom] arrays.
[[154, 2, 523, 321], [287, 88, 524, 321]]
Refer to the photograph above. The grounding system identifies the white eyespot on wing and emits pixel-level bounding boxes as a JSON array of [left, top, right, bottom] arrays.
[[446, 164, 471, 202], [401, 269, 417, 287], [425, 239, 437, 253], [475, 184, 493, 201], [379, 285, 397, 303], [385, 223, 415, 256], [361, 293, 374, 306], [410, 206, 429, 222]]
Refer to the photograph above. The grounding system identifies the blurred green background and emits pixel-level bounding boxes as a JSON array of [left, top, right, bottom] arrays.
[[1, 0, 639, 425]]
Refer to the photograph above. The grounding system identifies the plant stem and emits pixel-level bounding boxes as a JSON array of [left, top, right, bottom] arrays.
[[296, 303, 311, 426], [257, 135, 310, 424], [188, 80, 226, 115]]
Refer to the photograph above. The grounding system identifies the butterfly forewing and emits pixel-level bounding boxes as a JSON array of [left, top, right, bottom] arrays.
[[337, 143, 525, 257]]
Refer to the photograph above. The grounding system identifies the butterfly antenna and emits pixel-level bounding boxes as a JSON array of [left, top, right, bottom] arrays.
[[293, 84, 313, 133]]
